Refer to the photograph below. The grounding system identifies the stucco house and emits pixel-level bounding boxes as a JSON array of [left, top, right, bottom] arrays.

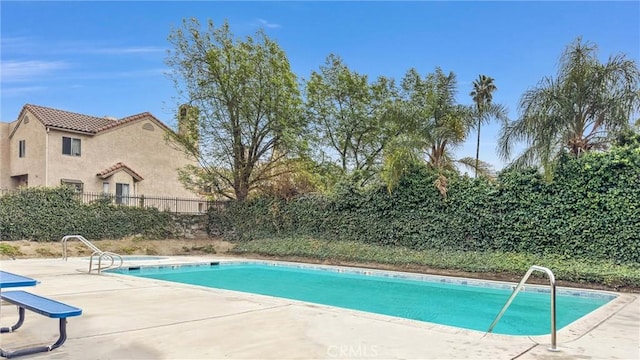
[[0, 104, 198, 202]]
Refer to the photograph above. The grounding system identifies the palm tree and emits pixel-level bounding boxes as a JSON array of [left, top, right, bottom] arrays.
[[470, 75, 507, 178], [382, 68, 477, 192], [400, 67, 472, 172], [498, 37, 640, 178]]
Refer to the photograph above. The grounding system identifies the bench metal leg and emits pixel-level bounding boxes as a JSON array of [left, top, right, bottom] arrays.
[[0, 318, 69, 358], [0, 307, 25, 333], [50, 318, 69, 351]]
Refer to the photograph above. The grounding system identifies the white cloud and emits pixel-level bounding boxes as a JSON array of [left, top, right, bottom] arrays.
[[1, 36, 165, 56], [43, 41, 166, 55], [109, 67, 168, 78], [1, 85, 47, 97], [61, 67, 168, 81], [0, 36, 37, 53], [83, 46, 166, 55], [1, 60, 70, 82], [256, 18, 281, 29]]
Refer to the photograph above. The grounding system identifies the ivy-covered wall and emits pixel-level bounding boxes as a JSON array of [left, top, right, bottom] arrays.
[[211, 145, 640, 263], [0, 187, 180, 241]]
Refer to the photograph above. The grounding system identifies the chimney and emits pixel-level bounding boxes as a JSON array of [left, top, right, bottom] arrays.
[[178, 104, 199, 151]]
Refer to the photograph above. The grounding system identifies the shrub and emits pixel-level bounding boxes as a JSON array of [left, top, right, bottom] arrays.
[[0, 187, 180, 241], [210, 144, 640, 264]]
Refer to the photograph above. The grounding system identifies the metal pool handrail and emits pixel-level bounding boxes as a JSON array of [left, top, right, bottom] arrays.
[[62, 235, 123, 274], [89, 250, 124, 274], [487, 265, 558, 352], [62, 235, 100, 260]]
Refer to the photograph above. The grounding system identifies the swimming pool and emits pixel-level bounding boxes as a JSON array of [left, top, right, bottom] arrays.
[[109, 261, 616, 336]]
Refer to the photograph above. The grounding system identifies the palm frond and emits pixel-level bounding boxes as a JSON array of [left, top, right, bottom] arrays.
[[499, 37, 640, 176], [457, 157, 495, 179]]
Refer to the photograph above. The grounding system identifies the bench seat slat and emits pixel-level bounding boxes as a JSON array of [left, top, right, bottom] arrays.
[[1, 291, 82, 318]]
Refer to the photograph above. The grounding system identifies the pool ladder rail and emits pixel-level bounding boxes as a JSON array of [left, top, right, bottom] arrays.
[[486, 265, 559, 352], [61, 235, 123, 274]]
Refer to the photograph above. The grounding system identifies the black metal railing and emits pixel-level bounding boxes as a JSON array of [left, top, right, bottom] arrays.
[[0, 188, 224, 214], [79, 192, 225, 214]]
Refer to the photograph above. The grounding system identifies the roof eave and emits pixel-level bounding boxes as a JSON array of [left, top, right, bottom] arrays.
[[97, 167, 144, 182], [95, 113, 176, 135], [8, 107, 30, 139], [45, 126, 96, 136]]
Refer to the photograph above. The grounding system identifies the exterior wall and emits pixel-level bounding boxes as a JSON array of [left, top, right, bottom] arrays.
[[45, 115, 196, 197], [45, 129, 95, 190], [6, 113, 47, 188], [2, 109, 197, 198], [108, 171, 136, 194], [91, 117, 196, 197], [0, 122, 11, 189]]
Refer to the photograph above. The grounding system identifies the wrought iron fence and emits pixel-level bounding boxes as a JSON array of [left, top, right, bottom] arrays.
[[79, 192, 225, 214], [0, 188, 224, 214]]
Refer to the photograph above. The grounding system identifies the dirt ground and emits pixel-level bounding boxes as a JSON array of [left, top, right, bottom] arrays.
[[0, 237, 235, 260]]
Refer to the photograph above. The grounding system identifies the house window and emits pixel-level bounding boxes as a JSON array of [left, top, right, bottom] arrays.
[[115, 183, 130, 205], [18, 140, 26, 158], [11, 174, 28, 188], [62, 137, 81, 156], [61, 179, 83, 192], [103, 182, 110, 194]]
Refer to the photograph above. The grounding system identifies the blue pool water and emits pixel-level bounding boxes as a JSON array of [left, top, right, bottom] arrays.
[[110, 262, 615, 335]]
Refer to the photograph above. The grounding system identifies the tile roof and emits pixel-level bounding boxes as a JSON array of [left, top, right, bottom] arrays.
[[94, 112, 157, 133], [96, 162, 144, 182], [18, 104, 172, 135], [23, 104, 116, 133]]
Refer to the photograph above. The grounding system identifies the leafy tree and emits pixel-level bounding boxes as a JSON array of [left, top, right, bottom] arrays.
[[252, 157, 325, 199], [380, 133, 423, 192], [305, 54, 398, 185], [404, 68, 471, 170], [613, 127, 640, 148], [499, 37, 640, 177], [470, 75, 508, 178], [166, 19, 305, 201]]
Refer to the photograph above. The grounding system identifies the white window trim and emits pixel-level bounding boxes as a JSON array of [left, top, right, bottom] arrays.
[[62, 137, 82, 156]]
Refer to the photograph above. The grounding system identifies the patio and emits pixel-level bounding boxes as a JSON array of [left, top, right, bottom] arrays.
[[0, 257, 638, 359]]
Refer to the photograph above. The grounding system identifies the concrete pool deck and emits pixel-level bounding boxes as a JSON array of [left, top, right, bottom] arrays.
[[0, 257, 638, 359]]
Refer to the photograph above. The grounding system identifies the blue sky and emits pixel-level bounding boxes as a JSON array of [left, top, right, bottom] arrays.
[[1, 1, 639, 170]]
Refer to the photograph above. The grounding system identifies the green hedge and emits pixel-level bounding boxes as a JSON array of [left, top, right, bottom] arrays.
[[0, 187, 179, 241], [210, 144, 640, 264], [233, 238, 640, 289]]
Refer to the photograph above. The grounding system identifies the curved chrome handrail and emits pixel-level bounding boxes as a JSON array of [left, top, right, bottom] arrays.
[[62, 235, 123, 274], [96, 251, 123, 273], [89, 250, 107, 272], [486, 265, 558, 352], [62, 235, 101, 260]]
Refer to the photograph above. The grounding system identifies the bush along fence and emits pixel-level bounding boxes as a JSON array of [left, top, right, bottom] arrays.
[[210, 145, 640, 264], [0, 187, 187, 241]]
